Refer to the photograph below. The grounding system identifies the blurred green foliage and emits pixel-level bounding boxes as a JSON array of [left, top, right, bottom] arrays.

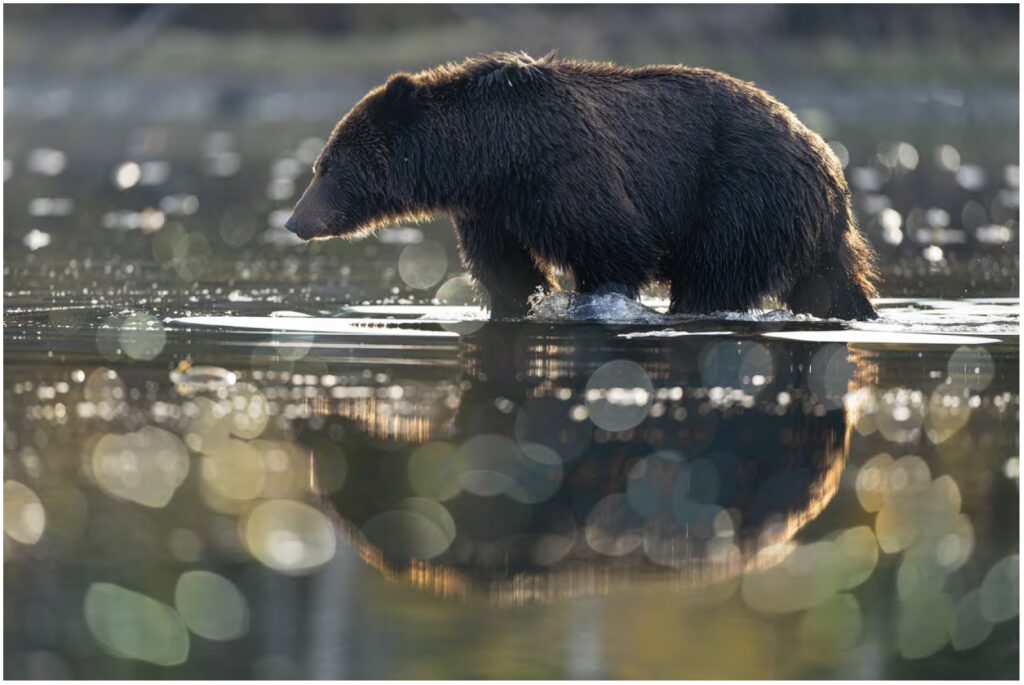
[[5, 4, 1018, 85]]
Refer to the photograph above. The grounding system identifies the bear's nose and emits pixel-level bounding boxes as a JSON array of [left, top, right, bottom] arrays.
[[284, 214, 300, 234]]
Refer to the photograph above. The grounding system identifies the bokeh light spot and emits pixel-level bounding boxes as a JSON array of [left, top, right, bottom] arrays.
[[174, 571, 249, 641], [91, 426, 189, 508], [979, 554, 1019, 624], [361, 498, 456, 560], [3, 480, 46, 545], [84, 583, 189, 666], [398, 239, 448, 290], [243, 499, 336, 574], [951, 588, 994, 651], [585, 360, 653, 431], [118, 313, 166, 361], [408, 441, 464, 501], [897, 589, 954, 659], [798, 593, 862, 655]]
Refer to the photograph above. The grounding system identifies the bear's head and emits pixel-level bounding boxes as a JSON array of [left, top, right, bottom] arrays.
[[285, 73, 428, 240], [286, 52, 556, 241]]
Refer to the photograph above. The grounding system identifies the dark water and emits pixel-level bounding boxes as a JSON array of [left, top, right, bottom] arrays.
[[3, 86, 1020, 678]]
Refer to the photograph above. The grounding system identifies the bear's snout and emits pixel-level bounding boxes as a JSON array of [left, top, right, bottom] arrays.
[[283, 211, 322, 240], [286, 177, 335, 240]]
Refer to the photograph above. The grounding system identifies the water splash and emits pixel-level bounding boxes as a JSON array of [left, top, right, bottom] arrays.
[[528, 292, 665, 324]]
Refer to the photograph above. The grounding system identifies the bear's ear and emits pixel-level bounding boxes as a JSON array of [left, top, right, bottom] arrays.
[[374, 73, 425, 125]]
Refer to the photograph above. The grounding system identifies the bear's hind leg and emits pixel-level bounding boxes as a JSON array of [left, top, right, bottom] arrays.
[[666, 190, 788, 316], [666, 258, 758, 316], [667, 279, 726, 316], [455, 217, 553, 319], [786, 246, 878, 320]]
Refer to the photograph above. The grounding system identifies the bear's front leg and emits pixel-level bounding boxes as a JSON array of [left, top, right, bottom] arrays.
[[576, 281, 641, 299], [454, 217, 553, 319]]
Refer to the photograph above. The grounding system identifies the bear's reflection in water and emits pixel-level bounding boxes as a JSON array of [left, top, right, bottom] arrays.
[[294, 324, 869, 604]]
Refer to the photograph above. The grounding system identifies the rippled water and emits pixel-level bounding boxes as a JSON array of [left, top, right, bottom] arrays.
[[4, 93, 1020, 677], [4, 291, 1020, 678]]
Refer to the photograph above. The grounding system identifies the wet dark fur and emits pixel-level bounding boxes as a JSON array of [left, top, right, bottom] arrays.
[[288, 51, 879, 320]]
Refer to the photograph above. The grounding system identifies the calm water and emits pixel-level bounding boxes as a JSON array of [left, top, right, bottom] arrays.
[[3, 85, 1020, 678]]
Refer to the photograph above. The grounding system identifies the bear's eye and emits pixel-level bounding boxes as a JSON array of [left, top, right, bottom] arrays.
[[314, 157, 334, 177]]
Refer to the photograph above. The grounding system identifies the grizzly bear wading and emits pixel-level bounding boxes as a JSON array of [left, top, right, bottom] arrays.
[[286, 51, 879, 320]]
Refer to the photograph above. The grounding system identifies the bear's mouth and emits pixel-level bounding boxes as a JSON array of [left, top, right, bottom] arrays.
[[293, 226, 324, 241], [287, 222, 358, 242], [283, 215, 331, 241]]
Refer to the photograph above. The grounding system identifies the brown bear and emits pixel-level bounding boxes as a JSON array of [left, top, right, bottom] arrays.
[[286, 51, 879, 320]]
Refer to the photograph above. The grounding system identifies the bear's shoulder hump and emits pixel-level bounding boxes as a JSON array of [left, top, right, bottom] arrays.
[[462, 50, 557, 91]]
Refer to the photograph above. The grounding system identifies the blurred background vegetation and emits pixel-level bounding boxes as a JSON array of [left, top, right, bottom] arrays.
[[6, 4, 1019, 84]]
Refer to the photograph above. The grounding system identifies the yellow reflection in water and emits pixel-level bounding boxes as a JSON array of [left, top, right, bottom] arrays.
[[834, 526, 880, 589], [852, 448, 989, 658], [90, 426, 189, 508], [925, 387, 973, 443], [201, 438, 266, 502], [855, 453, 894, 511], [184, 397, 232, 453], [3, 480, 46, 545], [797, 593, 863, 657], [226, 386, 270, 439], [741, 525, 879, 615], [241, 499, 336, 573], [253, 439, 308, 498]]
